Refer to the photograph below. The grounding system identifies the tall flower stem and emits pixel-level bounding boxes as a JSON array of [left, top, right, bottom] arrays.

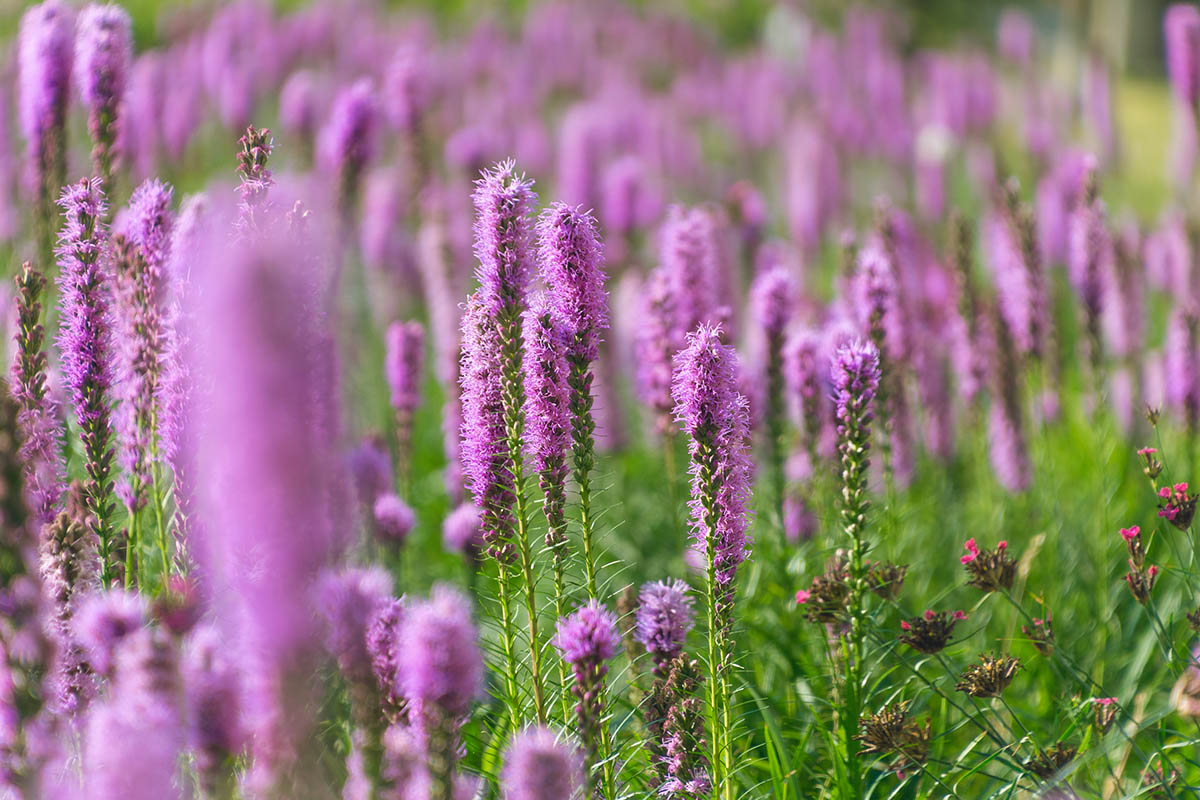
[[56, 179, 118, 585], [830, 340, 881, 797], [569, 353, 601, 600]]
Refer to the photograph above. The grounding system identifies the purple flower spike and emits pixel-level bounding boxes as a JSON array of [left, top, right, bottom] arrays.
[[1165, 5, 1200, 109], [502, 726, 584, 800], [473, 159, 538, 318], [634, 267, 678, 434], [317, 567, 393, 688], [750, 266, 795, 341], [661, 205, 719, 338], [184, 624, 246, 794], [833, 340, 881, 432], [672, 324, 753, 592], [56, 178, 119, 581], [538, 202, 609, 363], [459, 295, 516, 560], [18, 1, 73, 184], [398, 584, 483, 720], [320, 77, 381, 178], [636, 579, 695, 670], [365, 598, 406, 720], [554, 601, 618, 794], [385, 320, 425, 418], [523, 296, 571, 477], [75, 3, 132, 183]]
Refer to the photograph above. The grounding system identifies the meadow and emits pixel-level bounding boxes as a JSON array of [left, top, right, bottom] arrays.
[[1, 1, 1200, 799]]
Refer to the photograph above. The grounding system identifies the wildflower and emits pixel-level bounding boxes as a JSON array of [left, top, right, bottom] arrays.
[[554, 601, 619, 797], [184, 625, 246, 797], [1025, 743, 1077, 780], [1093, 697, 1118, 733], [1157, 482, 1197, 530], [320, 78, 381, 217], [1022, 615, 1055, 656], [502, 727, 584, 800], [857, 702, 931, 776], [643, 654, 708, 796], [1138, 447, 1163, 480], [385, 320, 425, 486], [373, 493, 415, 546], [899, 610, 966, 654], [1121, 525, 1146, 568], [399, 585, 483, 799], [635, 579, 695, 674], [364, 598, 406, 723], [235, 125, 273, 235], [634, 267, 678, 435], [751, 265, 796, 515], [56, 178, 119, 584], [1164, 4, 1200, 111], [441, 503, 483, 565], [795, 565, 851, 625], [961, 539, 1016, 592]]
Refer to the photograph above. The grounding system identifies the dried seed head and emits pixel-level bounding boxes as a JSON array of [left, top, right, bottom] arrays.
[[955, 653, 1021, 698], [857, 702, 931, 774], [1025, 743, 1076, 780], [1021, 614, 1055, 656]]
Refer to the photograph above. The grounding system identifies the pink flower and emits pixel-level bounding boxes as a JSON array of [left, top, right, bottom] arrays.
[[795, 590, 811, 605], [1094, 697, 1116, 706], [923, 609, 936, 621], [960, 538, 980, 564], [900, 620, 911, 631], [1148, 565, 1159, 579], [1137, 447, 1157, 456], [1176, 482, 1190, 493], [952, 610, 967, 621], [1120, 526, 1140, 542], [1159, 487, 1172, 499]]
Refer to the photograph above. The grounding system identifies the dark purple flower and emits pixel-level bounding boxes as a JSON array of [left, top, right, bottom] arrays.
[[636, 579, 695, 667], [832, 340, 881, 434], [502, 726, 584, 800], [555, 601, 619, 668]]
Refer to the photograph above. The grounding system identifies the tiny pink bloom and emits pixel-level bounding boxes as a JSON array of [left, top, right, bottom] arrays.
[[1120, 526, 1140, 542], [1137, 447, 1156, 456], [795, 590, 811, 605], [923, 609, 936, 621], [1094, 697, 1116, 705], [1148, 565, 1159, 578], [1159, 487, 1172, 499], [900, 620, 911, 631], [997, 540, 1007, 551], [1033, 618, 1044, 627], [953, 610, 967, 621], [961, 538, 980, 564], [1175, 482, 1189, 493]]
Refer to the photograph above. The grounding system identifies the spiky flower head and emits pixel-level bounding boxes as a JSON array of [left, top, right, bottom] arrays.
[[398, 584, 482, 719], [442, 502, 484, 559], [537, 202, 608, 362], [365, 597, 406, 722], [661, 205, 718, 338], [73, 588, 146, 678], [554, 601, 619, 667], [385, 320, 425, 416], [857, 702, 931, 775], [459, 294, 515, 560], [635, 579, 695, 666], [672, 324, 753, 589], [502, 727, 584, 800], [832, 340, 881, 433], [473, 160, 538, 318]]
